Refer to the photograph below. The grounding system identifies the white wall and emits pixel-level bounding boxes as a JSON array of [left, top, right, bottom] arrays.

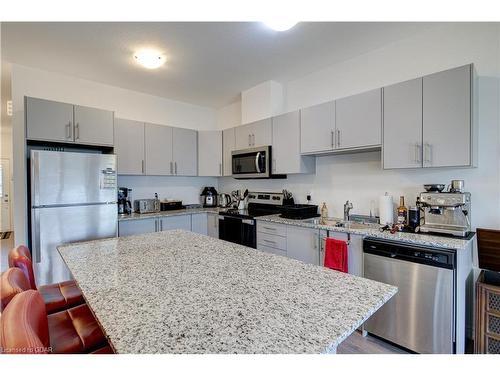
[[216, 100, 241, 130], [9, 64, 218, 245], [220, 23, 500, 230]]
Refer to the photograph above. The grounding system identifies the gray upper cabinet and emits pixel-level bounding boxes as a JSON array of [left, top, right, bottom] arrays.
[[26, 97, 74, 143], [145, 123, 173, 175], [26, 97, 114, 146], [272, 110, 315, 174], [115, 118, 145, 175], [335, 88, 382, 150], [383, 78, 423, 169], [235, 118, 272, 149], [300, 101, 335, 154], [223, 128, 235, 176], [198, 131, 222, 177], [423, 64, 473, 168], [73, 105, 114, 146], [172, 127, 198, 176]]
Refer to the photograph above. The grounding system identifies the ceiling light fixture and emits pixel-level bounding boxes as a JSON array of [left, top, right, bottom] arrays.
[[134, 49, 166, 69], [263, 20, 298, 32]]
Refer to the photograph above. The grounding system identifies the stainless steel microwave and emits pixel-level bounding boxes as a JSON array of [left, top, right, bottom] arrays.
[[232, 146, 271, 179]]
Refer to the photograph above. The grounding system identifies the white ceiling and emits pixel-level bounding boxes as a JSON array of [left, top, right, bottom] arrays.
[[2, 22, 436, 108]]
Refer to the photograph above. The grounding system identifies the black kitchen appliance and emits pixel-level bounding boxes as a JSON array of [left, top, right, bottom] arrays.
[[160, 200, 184, 211], [201, 187, 218, 207], [118, 187, 132, 215], [280, 204, 319, 220]]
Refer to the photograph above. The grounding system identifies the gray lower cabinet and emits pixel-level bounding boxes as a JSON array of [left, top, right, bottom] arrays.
[[223, 128, 236, 176], [118, 219, 156, 236], [321, 231, 363, 277], [191, 213, 208, 235], [115, 118, 145, 175], [272, 110, 315, 174], [335, 88, 382, 150], [286, 226, 320, 266], [207, 213, 219, 238], [159, 215, 192, 231], [383, 78, 423, 169]]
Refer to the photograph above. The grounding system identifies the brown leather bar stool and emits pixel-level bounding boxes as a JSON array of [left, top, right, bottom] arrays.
[[476, 228, 500, 272], [0, 290, 113, 354], [8, 245, 85, 314], [0, 268, 31, 311]]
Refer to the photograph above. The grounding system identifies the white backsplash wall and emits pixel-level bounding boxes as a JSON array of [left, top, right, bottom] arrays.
[[118, 175, 219, 206]]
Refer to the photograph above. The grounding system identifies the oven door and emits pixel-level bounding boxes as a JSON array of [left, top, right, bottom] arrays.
[[218, 215, 256, 248], [232, 146, 270, 178]]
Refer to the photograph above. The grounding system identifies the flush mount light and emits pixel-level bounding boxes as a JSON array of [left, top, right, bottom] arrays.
[[134, 49, 166, 69], [262, 20, 298, 32]]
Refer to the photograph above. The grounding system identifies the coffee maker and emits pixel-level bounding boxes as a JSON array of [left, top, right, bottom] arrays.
[[118, 187, 132, 215], [419, 191, 471, 237], [200, 187, 218, 207]]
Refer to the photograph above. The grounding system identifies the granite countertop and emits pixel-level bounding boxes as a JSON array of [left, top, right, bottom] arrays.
[[256, 215, 475, 250], [118, 207, 221, 221], [58, 230, 397, 354]]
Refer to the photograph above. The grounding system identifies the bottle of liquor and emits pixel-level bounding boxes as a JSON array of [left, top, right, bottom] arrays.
[[320, 202, 328, 220], [397, 196, 407, 226]]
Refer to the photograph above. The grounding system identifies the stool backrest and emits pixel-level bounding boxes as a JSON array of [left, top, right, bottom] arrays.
[[0, 268, 31, 311], [0, 290, 50, 354], [477, 228, 500, 272], [8, 245, 37, 290]]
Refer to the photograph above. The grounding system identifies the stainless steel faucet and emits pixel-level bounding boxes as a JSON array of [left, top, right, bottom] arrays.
[[344, 200, 353, 221]]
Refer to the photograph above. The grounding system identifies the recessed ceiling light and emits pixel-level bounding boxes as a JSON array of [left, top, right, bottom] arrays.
[[134, 49, 166, 69], [263, 20, 298, 32]]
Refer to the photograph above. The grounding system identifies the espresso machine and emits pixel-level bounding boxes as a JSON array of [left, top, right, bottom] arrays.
[[419, 191, 471, 237], [118, 187, 132, 215]]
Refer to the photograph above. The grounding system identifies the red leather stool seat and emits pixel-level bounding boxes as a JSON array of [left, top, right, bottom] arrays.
[[0, 290, 50, 354], [0, 268, 31, 311], [91, 345, 115, 354], [48, 303, 107, 354], [8, 245, 85, 314]]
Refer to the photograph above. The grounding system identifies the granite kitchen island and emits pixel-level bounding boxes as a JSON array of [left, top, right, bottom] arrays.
[[58, 230, 397, 354]]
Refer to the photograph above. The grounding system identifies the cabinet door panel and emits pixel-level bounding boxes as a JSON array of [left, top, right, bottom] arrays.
[[198, 131, 222, 176], [118, 219, 156, 236], [172, 127, 198, 176], [74, 105, 114, 146], [336, 88, 382, 149], [383, 78, 423, 169], [115, 118, 145, 175], [300, 101, 335, 153], [26, 97, 74, 142], [286, 226, 320, 266], [160, 215, 192, 231], [234, 123, 254, 149], [207, 213, 219, 238], [325, 232, 363, 277], [223, 128, 236, 176], [145, 123, 173, 175], [423, 65, 471, 167], [191, 213, 208, 235], [272, 110, 315, 174], [251, 118, 272, 147]]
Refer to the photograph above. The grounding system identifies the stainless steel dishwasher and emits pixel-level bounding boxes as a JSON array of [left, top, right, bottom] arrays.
[[363, 238, 456, 354]]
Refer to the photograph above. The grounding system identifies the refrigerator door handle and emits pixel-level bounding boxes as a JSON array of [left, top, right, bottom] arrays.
[[31, 151, 40, 207], [32, 209, 41, 263]]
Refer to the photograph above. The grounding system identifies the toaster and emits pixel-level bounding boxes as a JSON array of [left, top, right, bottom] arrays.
[[134, 199, 160, 214]]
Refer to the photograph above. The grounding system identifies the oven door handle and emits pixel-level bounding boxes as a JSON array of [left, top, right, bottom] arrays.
[[255, 152, 261, 173]]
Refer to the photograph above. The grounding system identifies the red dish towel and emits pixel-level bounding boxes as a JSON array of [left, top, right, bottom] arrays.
[[324, 238, 348, 273]]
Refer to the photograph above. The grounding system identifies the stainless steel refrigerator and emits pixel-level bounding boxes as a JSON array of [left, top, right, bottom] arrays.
[[30, 150, 117, 285]]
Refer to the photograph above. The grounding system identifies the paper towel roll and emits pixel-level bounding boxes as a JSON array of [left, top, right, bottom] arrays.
[[379, 194, 394, 225]]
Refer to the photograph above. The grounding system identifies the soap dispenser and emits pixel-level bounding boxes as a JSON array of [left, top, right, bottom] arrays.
[[320, 202, 328, 220]]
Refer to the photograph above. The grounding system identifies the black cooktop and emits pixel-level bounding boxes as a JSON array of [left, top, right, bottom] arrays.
[[219, 202, 319, 220]]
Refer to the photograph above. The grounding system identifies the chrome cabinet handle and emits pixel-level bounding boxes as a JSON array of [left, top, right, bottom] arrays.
[[424, 143, 432, 165], [75, 123, 80, 140], [263, 239, 276, 245], [248, 134, 251, 146], [414, 143, 422, 164], [331, 131, 334, 148], [263, 226, 276, 231], [252, 134, 255, 146], [142, 160, 145, 174], [337, 129, 341, 147], [66, 122, 72, 139], [174, 161, 178, 175], [170, 161, 173, 174]]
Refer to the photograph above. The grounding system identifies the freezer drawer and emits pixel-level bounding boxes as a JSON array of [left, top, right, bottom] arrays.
[[31, 150, 116, 206], [364, 252, 454, 354], [32, 204, 117, 285]]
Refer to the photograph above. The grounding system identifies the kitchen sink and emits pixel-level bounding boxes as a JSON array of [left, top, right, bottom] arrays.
[[301, 217, 376, 230]]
